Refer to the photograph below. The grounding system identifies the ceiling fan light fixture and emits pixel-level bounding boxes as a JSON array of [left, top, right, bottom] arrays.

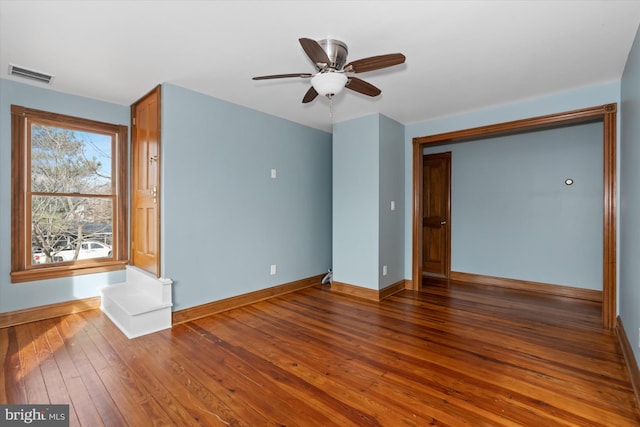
[[311, 72, 347, 97], [252, 37, 406, 105]]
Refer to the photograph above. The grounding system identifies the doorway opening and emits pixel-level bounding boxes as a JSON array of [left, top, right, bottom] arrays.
[[412, 104, 617, 329]]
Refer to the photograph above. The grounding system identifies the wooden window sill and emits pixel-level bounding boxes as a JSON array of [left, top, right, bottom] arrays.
[[11, 260, 128, 283]]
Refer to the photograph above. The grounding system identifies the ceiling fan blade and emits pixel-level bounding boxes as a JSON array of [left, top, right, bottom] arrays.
[[344, 53, 406, 73], [302, 86, 318, 103], [346, 77, 381, 97], [299, 38, 331, 68], [252, 73, 313, 80]]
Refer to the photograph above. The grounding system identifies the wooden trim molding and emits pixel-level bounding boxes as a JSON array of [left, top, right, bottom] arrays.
[[380, 280, 408, 300], [331, 281, 380, 301], [330, 280, 407, 301], [412, 103, 617, 328], [411, 140, 422, 291], [0, 296, 101, 329], [616, 316, 640, 409], [172, 274, 324, 325], [10, 260, 127, 283], [602, 110, 617, 330], [450, 272, 603, 302], [413, 104, 616, 145], [330, 282, 379, 301]]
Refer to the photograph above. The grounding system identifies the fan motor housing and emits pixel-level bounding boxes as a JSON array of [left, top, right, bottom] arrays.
[[318, 39, 348, 70]]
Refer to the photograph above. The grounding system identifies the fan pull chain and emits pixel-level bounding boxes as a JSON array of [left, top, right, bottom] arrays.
[[329, 96, 334, 119]]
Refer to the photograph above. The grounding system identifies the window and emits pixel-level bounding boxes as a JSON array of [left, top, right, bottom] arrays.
[[11, 105, 128, 282]]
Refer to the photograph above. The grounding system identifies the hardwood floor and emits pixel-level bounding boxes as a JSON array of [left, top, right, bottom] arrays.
[[2, 283, 639, 426]]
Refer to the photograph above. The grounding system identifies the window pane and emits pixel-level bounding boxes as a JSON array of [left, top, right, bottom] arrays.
[[31, 195, 113, 265], [31, 124, 112, 194]]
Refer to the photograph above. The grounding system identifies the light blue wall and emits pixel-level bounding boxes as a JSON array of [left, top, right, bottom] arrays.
[[620, 24, 640, 362], [333, 113, 404, 291], [161, 84, 332, 311], [0, 79, 129, 312], [405, 82, 621, 280], [379, 115, 405, 288], [423, 123, 603, 289], [333, 115, 379, 289], [0, 80, 332, 314]]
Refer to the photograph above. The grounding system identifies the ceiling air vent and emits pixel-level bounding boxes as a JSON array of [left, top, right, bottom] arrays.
[[9, 64, 54, 84]]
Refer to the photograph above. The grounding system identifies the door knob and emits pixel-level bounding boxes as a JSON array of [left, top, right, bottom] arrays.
[[440, 220, 446, 225]]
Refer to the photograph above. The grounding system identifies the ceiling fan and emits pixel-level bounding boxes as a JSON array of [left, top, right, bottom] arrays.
[[252, 38, 406, 103]]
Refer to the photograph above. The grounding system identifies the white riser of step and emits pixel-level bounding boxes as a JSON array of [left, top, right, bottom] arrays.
[[101, 296, 171, 339], [101, 283, 170, 315]]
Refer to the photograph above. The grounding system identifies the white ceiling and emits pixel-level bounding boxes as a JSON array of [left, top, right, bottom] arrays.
[[2, 1, 640, 132]]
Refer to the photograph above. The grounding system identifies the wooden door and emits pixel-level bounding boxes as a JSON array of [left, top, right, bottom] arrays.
[[422, 152, 451, 281], [131, 86, 161, 275]]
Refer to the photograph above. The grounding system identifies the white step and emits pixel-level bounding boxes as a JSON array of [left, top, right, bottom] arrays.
[[100, 266, 172, 339]]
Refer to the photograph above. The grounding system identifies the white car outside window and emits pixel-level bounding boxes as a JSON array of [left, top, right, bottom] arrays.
[[33, 241, 112, 264], [54, 241, 112, 262]]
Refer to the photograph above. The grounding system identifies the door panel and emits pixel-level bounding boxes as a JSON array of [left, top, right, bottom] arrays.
[[422, 152, 451, 279], [131, 87, 160, 275]]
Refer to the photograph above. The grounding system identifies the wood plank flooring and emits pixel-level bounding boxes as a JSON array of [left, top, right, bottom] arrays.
[[2, 283, 639, 426]]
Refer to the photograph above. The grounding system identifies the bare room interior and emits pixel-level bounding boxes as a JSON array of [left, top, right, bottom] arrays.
[[2, 1, 640, 425]]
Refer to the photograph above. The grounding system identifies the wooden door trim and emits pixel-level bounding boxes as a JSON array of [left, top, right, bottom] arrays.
[[411, 103, 617, 329], [130, 85, 162, 277]]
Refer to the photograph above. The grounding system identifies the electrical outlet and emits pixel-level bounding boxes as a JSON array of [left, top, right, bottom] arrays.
[[638, 328, 640, 348], [382, 265, 388, 276], [270, 264, 277, 275]]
